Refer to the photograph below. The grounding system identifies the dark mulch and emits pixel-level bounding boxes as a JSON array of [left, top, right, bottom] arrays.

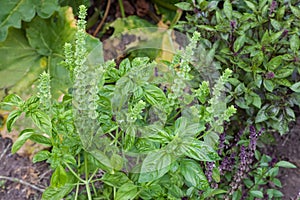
[[263, 117, 300, 200], [0, 136, 51, 200]]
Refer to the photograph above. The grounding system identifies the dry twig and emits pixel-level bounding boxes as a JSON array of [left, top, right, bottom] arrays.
[[0, 175, 45, 193]]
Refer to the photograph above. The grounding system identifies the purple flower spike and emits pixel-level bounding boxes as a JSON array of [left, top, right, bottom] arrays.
[[249, 125, 257, 151], [269, 0, 277, 15], [205, 162, 215, 182], [218, 132, 226, 155]]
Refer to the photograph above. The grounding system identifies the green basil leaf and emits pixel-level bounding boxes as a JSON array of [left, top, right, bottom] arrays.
[[263, 80, 275, 92], [250, 190, 263, 198], [181, 138, 220, 161], [33, 150, 50, 163], [143, 84, 167, 106], [2, 94, 23, 106], [138, 150, 172, 183], [255, 105, 269, 123], [115, 182, 138, 200], [223, 0, 232, 20], [233, 35, 246, 52], [29, 110, 52, 133], [290, 82, 300, 92], [245, 1, 257, 11], [290, 34, 300, 52], [11, 129, 35, 153], [50, 164, 68, 187], [275, 161, 297, 168], [101, 172, 131, 188], [175, 2, 193, 11], [42, 184, 74, 200], [290, 5, 300, 18], [6, 109, 22, 132], [180, 158, 209, 190], [266, 56, 282, 71]]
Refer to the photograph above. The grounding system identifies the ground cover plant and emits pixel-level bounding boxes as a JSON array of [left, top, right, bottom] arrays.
[[176, 0, 300, 135], [0, 0, 299, 200]]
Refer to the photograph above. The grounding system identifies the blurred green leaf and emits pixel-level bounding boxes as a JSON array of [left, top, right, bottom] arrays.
[[250, 190, 263, 198], [223, 0, 233, 20], [234, 35, 246, 52], [33, 150, 51, 163], [266, 56, 282, 71], [263, 80, 275, 92], [138, 150, 172, 183], [101, 172, 131, 188], [180, 158, 209, 190], [290, 5, 300, 18], [290, 34, 299, 52], [0, 0, 59, 42], [275, 161, 297, 168], [115, 182, 138, 200], [181, 138, 220, 161], [175, 2, 193, 11], [6, 110, 22, 132], [290, 82, 300, 92], [255, 105, 269, 123], [42, 184, 74, 200], [11, 129, 35, 153]]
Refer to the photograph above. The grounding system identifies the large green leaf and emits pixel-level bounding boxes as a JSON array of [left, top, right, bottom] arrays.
[[179, 158, 209, 190], [115, 182, 138, 200], [0, 7, 103, 99], [138, 150, 172, 183], [0, 28, 44, 98], [0, 0, 60, 42], [180, 138, 220, 161]]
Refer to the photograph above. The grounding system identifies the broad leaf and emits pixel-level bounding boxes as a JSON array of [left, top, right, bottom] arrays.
[[275, 161, 297, 168], [6, 109, 22, 132], [290, 82, 300, 93], [180, 158, 209, 190], [223, 0, 232, 20], [138, 150, 172, 183], [0, 0, 59, 42], [29, 110, 52, 133], [180, 138, 220, 161], [11, 129, 35, 153], [50, 164, 68, 187], [0, 29, 44, 98], [0, 7, 103, 98], [101, 172, 131, 188], [115, 182, 138, 200], [42, 184, 74, 200], [33, 150, 51, 163]]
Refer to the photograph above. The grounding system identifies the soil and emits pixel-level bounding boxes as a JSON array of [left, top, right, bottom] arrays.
[[0, 136, 51, 200], [263, 117, 300, 200]]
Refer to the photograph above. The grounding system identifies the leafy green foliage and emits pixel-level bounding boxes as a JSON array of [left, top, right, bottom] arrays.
[[1, 2, 297, 200], [0, 0, 60, 42], [0, 6, 238, 198], [177, 0, 300, 135], [0, 6, 101, 99]]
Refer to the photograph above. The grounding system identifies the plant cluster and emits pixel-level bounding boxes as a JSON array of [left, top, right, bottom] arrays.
[[176, 0, 300, 135], [0, 1, 299, 200]]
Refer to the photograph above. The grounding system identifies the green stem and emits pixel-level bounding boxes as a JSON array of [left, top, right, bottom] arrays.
[[84, 152, 93, 200], [74, 182, 80, 200], [118, 0, 126, 18], [113, 186, 117, 199], [64, 162, 85, 183]]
